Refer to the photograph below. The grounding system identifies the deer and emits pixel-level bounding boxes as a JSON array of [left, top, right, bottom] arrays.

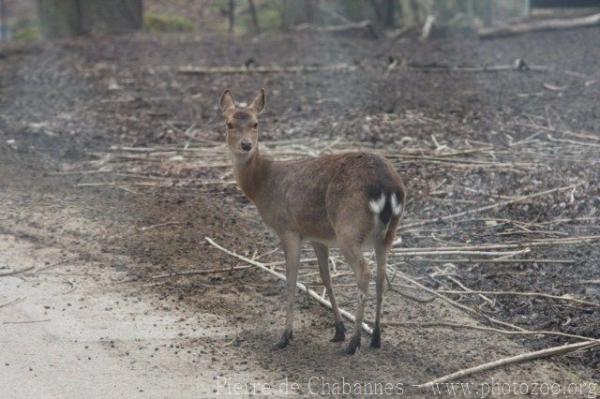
[[218, 88, 406, 355]]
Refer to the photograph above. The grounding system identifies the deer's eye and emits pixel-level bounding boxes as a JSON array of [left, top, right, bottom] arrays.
[[253, 122, 258, 129], [227, 122, 234, 130]]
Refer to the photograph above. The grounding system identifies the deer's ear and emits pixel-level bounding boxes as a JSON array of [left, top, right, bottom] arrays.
[[219, 90, 236, 114], [250, 88, 265, 114]]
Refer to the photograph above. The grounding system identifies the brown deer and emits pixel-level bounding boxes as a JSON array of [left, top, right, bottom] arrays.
[[219, 89, 406, 354]]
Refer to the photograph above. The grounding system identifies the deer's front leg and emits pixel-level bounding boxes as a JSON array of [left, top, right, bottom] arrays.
[[274, 231, 301, 349]]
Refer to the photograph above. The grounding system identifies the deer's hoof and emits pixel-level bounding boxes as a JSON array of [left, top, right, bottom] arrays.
[[369, 325, 381, 349], [273, 329, 293, 350], [345, 335, 361, 355], [330, 321, 346, 342]]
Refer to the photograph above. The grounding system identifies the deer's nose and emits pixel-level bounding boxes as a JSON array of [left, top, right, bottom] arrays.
[[240, 139, 252, 152]]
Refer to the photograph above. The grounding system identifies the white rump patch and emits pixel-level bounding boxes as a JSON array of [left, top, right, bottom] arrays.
[[391, 193, 402, 216], [369, 193, 386, 214]]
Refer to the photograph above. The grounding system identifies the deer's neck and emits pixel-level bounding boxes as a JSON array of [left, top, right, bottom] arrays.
[[232, 148, 270, 202]]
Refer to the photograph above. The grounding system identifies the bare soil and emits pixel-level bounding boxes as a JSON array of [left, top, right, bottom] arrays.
[[1, 24, 599, 398]]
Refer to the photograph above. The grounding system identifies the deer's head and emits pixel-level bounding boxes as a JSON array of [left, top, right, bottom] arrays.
[[219, 89, 265, 162]]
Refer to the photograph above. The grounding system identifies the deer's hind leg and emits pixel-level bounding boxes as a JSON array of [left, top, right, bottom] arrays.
[[371, 216, 398, 349], [371, 242, 387, 349], [312, 241, 346, 342], [338, 239, 371, 355]]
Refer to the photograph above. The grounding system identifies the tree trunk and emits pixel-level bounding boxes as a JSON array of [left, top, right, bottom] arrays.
[[0, 0, 7, 40], [383, 0, 395, 27], [369, 0, 383, 22], [228, 0, 235, 33], [248, 0, 260, 34], [37, 0, 83, 38], [79, 0, 143, 34], [37, 0, 142, 39], [305, 0, 316, 24], [281, 0, 290, 32]]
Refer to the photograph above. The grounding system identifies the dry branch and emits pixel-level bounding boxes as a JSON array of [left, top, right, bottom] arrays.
[[443, 274, 494, 307], [385, 321, 600, 343], [0, 266, 34, 277], [151, 265, 253, 279], [437, 290, 599, 308], [293, 20, 376, 38], [408, 60, 550, 73], [0, 297, 25, 309], [415, 340, 600, 388], [480, 13, 600, 39], [398, 183, 582, 231], [3, 319, 51, 325], [205, 237, 373, 335], [393, 249, 529, 257], [420, 15, 436, 41], [394, 235, 600, 252], [390, 267, 526, 332], [137, 222, 184, 232], [419, 258, 574, 264], [177, 63, 357, 75]]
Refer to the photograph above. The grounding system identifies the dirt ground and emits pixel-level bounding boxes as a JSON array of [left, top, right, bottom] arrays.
[[1, 20, 599, 399]]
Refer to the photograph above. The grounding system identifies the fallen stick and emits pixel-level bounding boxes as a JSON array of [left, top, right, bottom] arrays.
[[263, 257, 318, 267], [137, 222, 184, 232], [3, 319, 51, 325], [394, 234, 600, 251], [387, 285, 436, 304], [151, 265, 253, 279], [178, 63, 358, 75], [444, 275, 494, 308], [420, 15, 436, 41], [437, 290, 600, 308], [398, 183, 583, 231], [385, 321, 600, 343], [205, 237, 372, 335], [414, 258, 575, 264], [415, 340, 600, 388], [0, 297, 25, 309], [293, 20, 376, 38], [393, 249, 529, 257], [0, 266, 34, 277], [408, 61, 550, 73], [479, 12, 600, 39], [390, 267, 526, 332]]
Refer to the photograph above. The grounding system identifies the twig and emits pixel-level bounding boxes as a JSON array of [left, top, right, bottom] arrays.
[[437, 290, 600, 308], [392, 249, 530, 257], [177, 63, 358, 75], [390, 267, 526, 332], [444, 274, 494, 307], [293, 20, 376, 38], [398, 183, 583, 231], [385, 321, 600, 343], [415, 341, 600, 388], [151, 265, 253, 279], [137, 222, 184, 232], [387, 286, 435, 303], [3, 319, 51, 325], [0, 266, 34, 277], [479, 12, 600, 39], [408, 61, 550, 73], [420, 15, 436, 41], [393, 235, 600, 253], [0, 297, 25, 309], [414, 258, 575, 264], [205, 237, 373, 335]]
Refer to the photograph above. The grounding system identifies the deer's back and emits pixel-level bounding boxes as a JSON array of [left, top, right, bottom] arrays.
[[255, 152, 405, 244]]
